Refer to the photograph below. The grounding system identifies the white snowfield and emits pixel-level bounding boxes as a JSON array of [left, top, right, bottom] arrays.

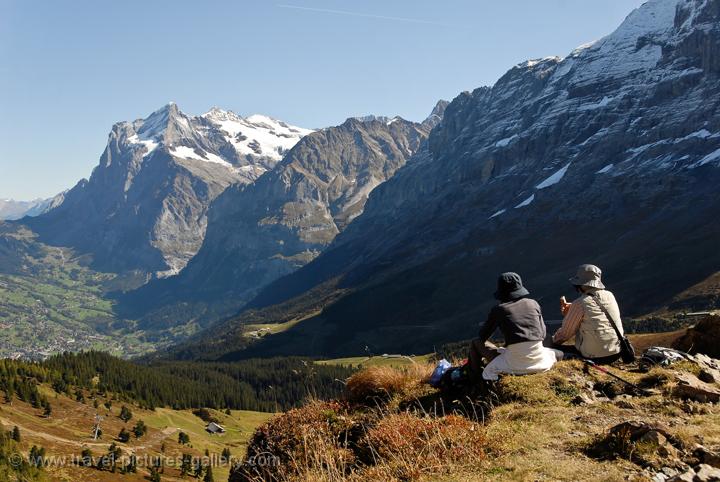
[[122, 104, 313, 175], [514, 194, 535, 209], [169, 146, 233, 167], [536, 164, 571, 190], [203, 108, 313, 162]]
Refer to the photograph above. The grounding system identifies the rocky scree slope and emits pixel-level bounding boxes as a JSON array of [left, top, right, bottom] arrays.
[[175, 0, 720, 360], [26, 103, 311, 278]]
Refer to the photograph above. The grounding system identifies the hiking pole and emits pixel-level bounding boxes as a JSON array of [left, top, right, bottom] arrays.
[[584, 360, 652, 396]]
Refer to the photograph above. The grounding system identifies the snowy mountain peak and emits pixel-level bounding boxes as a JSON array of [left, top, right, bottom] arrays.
[[108, 104, 313, 179], [558, 0, 692, 88], [202, 106, 242, 122], [610, 0, 680, 43]]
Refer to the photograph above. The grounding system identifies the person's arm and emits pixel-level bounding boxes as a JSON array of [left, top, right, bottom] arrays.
[[478, 307, 501, 343], [552, 301, 584, 344]]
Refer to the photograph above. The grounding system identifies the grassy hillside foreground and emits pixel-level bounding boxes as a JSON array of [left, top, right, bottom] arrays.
[[230, 317, 720, 482], [0, 386, 272, 481]]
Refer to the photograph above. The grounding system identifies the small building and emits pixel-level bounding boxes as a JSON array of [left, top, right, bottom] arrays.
[[206, 422, 226, 434]]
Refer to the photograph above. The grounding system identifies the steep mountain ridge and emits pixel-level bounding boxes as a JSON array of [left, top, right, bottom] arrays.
[[122, 113, 436, 329], [171, 0, 720, 360], [26, 103, 312, 278]]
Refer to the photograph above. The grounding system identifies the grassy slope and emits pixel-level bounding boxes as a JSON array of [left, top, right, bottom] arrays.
[[648, 270, 720, 316], [237, 358, 720, 481], [0, 384, 272, 481], [474, 366, 720, 481], [317, 354, 433, 369]]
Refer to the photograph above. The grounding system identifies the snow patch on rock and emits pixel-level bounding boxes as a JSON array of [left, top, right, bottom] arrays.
[[514, 194, 535, 209], [596, 164, 614, 174], [170, 146, 234, 168], [536, 163, 571, 189]]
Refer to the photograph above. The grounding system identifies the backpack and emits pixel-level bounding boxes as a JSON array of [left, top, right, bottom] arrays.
[[639, 346, 689, 369]]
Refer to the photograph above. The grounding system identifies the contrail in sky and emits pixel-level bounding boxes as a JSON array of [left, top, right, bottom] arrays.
[[276, 4, 446, 26]]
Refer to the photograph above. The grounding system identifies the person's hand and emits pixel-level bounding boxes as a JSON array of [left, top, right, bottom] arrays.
[[560, 296, 571, 316]]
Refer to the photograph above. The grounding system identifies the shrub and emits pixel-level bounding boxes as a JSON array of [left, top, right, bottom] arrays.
[[117, 428, 130, 443], [232, 400, 360, 481], [345, 364, 431, 404], [193, 408, 219, 424], [363, 413, 486, 480], [232, 394, 488, 481]]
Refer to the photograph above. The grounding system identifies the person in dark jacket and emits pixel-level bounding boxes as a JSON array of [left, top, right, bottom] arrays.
[[468, 272, 562, 380]]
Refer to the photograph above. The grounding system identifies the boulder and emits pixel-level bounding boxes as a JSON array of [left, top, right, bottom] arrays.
[[695, 446, 720, 469], [673, 374, 720, 403], [669, 464, 720, 482], [639, 431, 679, 459], [698, 368, 720, 385], [695, 464, 720, 482]]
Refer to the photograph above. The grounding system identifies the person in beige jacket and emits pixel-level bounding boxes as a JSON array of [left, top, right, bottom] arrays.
[[552, 264, 624, 364]]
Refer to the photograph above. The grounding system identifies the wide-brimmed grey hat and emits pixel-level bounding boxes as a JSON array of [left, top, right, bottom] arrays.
[[569, 264, 605, 289], [494, 272, 530, 300]]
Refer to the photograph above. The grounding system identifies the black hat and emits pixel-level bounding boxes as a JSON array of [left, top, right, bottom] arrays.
[[494, 272, 530, 301]]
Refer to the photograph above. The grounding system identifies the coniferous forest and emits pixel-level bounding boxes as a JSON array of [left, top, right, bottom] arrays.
[[1, 352, 355, 412]]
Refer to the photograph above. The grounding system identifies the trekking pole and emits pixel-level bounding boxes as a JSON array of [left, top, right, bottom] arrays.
[[584, 360, 652, 396]]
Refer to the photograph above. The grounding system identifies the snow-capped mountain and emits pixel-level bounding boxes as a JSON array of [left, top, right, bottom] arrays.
[[174, 0, 720, 359], [27, 103, 312, 277], [121, 108, 441, 328], [0, 198, 54, 220], [117, 103, 312, 185]]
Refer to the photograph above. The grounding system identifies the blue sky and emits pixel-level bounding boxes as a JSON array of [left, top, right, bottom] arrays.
[[0, 0, 645, 200]]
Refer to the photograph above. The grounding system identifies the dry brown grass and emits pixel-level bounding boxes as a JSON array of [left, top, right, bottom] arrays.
[[234, 356, 720, 482], [345, 364, 433, 404], [234, 406, 488, 482], [494, 359, 586, 404], [363, 413, 486, 480]]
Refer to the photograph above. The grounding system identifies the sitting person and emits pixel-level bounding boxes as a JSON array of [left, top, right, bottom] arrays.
[[468, 272, 562, 381], [552, 264, 624, 364]]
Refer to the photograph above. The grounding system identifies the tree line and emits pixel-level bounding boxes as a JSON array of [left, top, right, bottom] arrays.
[[2, 351, 356, 412]]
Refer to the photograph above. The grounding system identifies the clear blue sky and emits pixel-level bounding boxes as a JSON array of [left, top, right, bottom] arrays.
[[0, 0, 645, 200]]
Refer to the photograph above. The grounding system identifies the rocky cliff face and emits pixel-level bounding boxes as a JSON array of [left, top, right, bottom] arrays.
[[124, 114, 434, 329], [175, 0, 720, 360], [27, 103, 311, 277]]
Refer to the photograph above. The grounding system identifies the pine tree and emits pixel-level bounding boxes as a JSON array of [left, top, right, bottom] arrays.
[[126, 453, 137, 473], [43, 401, 52, 418], [11, 426, 20, 442], [221, 447, 231, 462], [80, 447, 93, 467], [132, 420, 147, 438], [148, 466, 162, 482], [180, 453, 192, 476], [178, 431, 190, 445], [29, 445, 45, 467], [117, 428, 130, 443], [119, 405, 133, 423], [203, 465, 214, 482]]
